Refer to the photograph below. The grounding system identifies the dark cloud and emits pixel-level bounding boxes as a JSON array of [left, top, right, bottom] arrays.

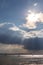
[[0, 23, 23, 44], [24, 37, 43, 50], [0, 33, 22, 44]]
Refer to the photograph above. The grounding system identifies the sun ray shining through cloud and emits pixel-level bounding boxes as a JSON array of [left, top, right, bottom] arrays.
[[22, 10, 43, 29]]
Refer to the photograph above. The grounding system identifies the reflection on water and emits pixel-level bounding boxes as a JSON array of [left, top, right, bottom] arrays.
[[0, 55, 43, 65]]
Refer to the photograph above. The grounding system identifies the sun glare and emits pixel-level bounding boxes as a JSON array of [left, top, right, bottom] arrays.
[[26, 12, 39, 23]]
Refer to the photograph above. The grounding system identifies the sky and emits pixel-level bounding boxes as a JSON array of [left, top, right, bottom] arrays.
[[0, 0, 43, 51]]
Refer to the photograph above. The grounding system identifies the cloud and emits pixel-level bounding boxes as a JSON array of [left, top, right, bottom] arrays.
[[0, 23, 6, 27], [22, 29, 43, 38], [0, 19, 43, 42], [22, 10, 43, 29], [34, 3, 38, 6], [0, 43, 24, 53], [24, 37, 43, 50], [9, 26, 19, 31], [0, 22, 43, 50], [0, 22, 43, 46], [0, 22, 23, 44], [0, 22, 14, 28], [9, 25, 36, 39], [28, 29, 43, 38], [9, 25, 43, 38]]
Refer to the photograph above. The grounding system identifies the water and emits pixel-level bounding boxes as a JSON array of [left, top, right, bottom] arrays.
[[0, 55, 43, 65]]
